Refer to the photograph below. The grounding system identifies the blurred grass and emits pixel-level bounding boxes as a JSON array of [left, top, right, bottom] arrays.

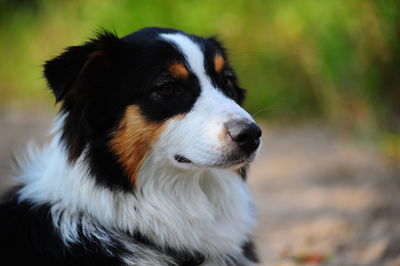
[[0, 0, 399, 138]]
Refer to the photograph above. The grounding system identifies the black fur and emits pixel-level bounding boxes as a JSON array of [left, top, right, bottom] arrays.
[[0, 194, 121, 266], [242, 240, 259, 263]]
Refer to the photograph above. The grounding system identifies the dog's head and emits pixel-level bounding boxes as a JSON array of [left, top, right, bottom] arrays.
[[44, 27, 261, 190]]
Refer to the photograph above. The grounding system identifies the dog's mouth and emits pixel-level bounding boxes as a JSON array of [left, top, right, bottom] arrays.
[[174, 154, 251, 168], [174, 155, 193, 164]]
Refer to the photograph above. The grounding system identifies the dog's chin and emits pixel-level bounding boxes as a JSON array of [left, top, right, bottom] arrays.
[[172, 153, 254, 170]]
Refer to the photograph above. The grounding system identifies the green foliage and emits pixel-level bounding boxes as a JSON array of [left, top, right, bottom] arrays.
[[0, 0, 398, 132]]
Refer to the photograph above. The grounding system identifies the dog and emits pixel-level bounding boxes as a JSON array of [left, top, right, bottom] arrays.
[[0, 27, 262, 266]]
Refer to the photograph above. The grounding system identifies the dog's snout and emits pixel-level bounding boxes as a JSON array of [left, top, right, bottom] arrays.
[[226, 120, 262, 154]]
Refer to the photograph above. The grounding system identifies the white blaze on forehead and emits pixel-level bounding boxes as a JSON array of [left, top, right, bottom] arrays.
[[160, 32, 253, 123], [160, 33, 211, 88], [156, 33, 255, 168]]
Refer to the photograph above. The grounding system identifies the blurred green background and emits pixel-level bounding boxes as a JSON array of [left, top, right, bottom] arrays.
[[0, 0, 399, 135]]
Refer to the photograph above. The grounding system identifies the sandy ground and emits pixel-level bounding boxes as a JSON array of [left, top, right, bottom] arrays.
[[250, 126, 400, 266], [0, 107, 399, 265]]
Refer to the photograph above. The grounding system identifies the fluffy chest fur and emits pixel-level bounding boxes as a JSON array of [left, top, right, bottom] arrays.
[[17, 134, 256, 265]]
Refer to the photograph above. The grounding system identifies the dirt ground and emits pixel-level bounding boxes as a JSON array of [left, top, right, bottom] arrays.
[[0, 107, 399, 266]]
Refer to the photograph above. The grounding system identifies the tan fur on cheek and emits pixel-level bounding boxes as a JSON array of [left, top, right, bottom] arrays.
[[218, 127, 229, 142], [109, 106, 166, 187]]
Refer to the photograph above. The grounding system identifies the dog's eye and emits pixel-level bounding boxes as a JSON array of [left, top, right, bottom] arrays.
[[221, 72, 238, 99], [157, 85, 174, 96], [225, 77, 234, 88], [223, 72, 235, 88], [152, 83, 177, 97]]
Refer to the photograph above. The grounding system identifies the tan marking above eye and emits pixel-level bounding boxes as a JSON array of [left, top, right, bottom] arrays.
[[214, 55, 225, 73], [109, 105, 166, 188], [169, 63, 189, 79]]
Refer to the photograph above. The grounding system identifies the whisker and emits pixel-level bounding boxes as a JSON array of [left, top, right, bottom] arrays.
[[250, 106, 272, 118]]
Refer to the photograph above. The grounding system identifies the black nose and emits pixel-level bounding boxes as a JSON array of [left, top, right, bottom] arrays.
[[226, 120, 262, 155]]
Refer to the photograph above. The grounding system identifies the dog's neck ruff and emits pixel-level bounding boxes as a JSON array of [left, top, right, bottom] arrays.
[[16, 126, 256, 263]]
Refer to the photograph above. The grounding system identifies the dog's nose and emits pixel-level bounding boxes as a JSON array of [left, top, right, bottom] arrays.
[[226, 120, 262, 155]]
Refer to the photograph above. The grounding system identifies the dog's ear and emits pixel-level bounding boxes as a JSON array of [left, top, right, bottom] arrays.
[[44, 31, 120, 102]]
